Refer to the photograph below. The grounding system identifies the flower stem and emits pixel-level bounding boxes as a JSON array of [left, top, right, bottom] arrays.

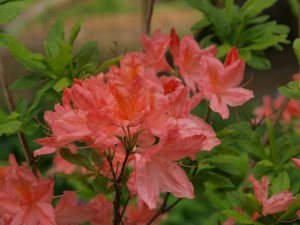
[[0, 57, 37, 175], [145, 0, 156, 35]]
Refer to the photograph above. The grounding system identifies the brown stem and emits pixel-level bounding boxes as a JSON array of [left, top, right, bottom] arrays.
[[146, 196, 182, 225], [145, 0, 156, 35], [0, 57, 37, 175]]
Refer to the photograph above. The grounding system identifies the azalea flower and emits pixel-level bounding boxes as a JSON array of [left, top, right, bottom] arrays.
[[141, 29, 172, 73], [0, 163, 55, 225], [124, 198, 162, 225], [88, 195, 113, 225], [198, 48, 254, 119], [170, 28, 217, 92], [55, 191, 96, 225], [254, 94, 300, 122], [248, 174, 296, 216]]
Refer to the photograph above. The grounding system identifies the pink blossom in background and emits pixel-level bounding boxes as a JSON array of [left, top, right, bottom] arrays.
[[124, 198, 162, 225], [292, 157, 300, 169], [55, 191, 96, 225], [248, 174, 296, 216], [88, 195, 113, 225], [197, 48, 254, 119], [0, 163, 55, 225], [254, 94, 300, 123], [253, 95, 273, 121]]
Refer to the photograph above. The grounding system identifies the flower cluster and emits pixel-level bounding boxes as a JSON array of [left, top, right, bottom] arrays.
[[3, 28, 254, 224]]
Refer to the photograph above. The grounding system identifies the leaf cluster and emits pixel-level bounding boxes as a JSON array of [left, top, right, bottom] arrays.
[[186, 0, 290, 70]]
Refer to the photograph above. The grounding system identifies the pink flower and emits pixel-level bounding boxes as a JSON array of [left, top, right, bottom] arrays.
[[34, 104, 93, 156], [170, 28, 217, 92], [197, 48, 254, 119], [128, 118, 219, 209], [124, 198, 162, 225], [127, 153, 194, 209], [263, 191, 296, 215], [292, 158, 300, 169], [141, 29, 172, 73], [253, 95, 273, 121], [273, 95, 300, 121], [88, 195, 113, 225], [0, 164, 55, 225], [248, 174, 296, 216], [55, 191, 97, 225]]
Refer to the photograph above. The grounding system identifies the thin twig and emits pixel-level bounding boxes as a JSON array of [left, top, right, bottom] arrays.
[[145, 0, 156, 35], [0, 57, 37, 175]]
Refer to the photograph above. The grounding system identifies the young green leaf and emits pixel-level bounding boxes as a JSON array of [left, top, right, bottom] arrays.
[[53, 77, 72, 92], [44, 19, 65, 58], [293, 38, 300, 65], [94, 55, 123, 74], [48, 45, 71, 76], [68, 17, 84, 47], [0, 34, 47, 72]]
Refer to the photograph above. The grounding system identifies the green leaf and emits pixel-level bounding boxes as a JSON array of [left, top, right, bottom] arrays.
[[216, 44, 231, 58], [90, 150, 103, 170], [251, 160, 274, 178], [73, 41, 100, 75], [48, 45, 71, 76], [278, 81, 300, 100], [94, 55, 123, 74], [44, 19, 65, 58], [246, 54, 271, 70], [191, 19, 211, 31], [198, 171, 235, 188], [293, 38, 300, 65], [206, 154, 246, 176], [191, 176, 205, 198], [217, 122, 265, 159], [0, 33, 48, 73], [59, 148, 96, 172], [271, 172, 290, 194], [53, 77, 72, 92], [9, 75, 40, 90], [68, 18, 84, 47], [0, 120, 22, 136], [26, 80, 56, 118], [245, 193, 262, 213], [92, 174, 109, 194], [266, 118, 277, 164], [240, 0, 277, 19], [249, 15, 270, 24], [0, 1, 24, 24]]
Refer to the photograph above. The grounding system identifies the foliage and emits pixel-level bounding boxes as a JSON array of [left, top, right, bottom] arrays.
[[186, 0, 290, 70]]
